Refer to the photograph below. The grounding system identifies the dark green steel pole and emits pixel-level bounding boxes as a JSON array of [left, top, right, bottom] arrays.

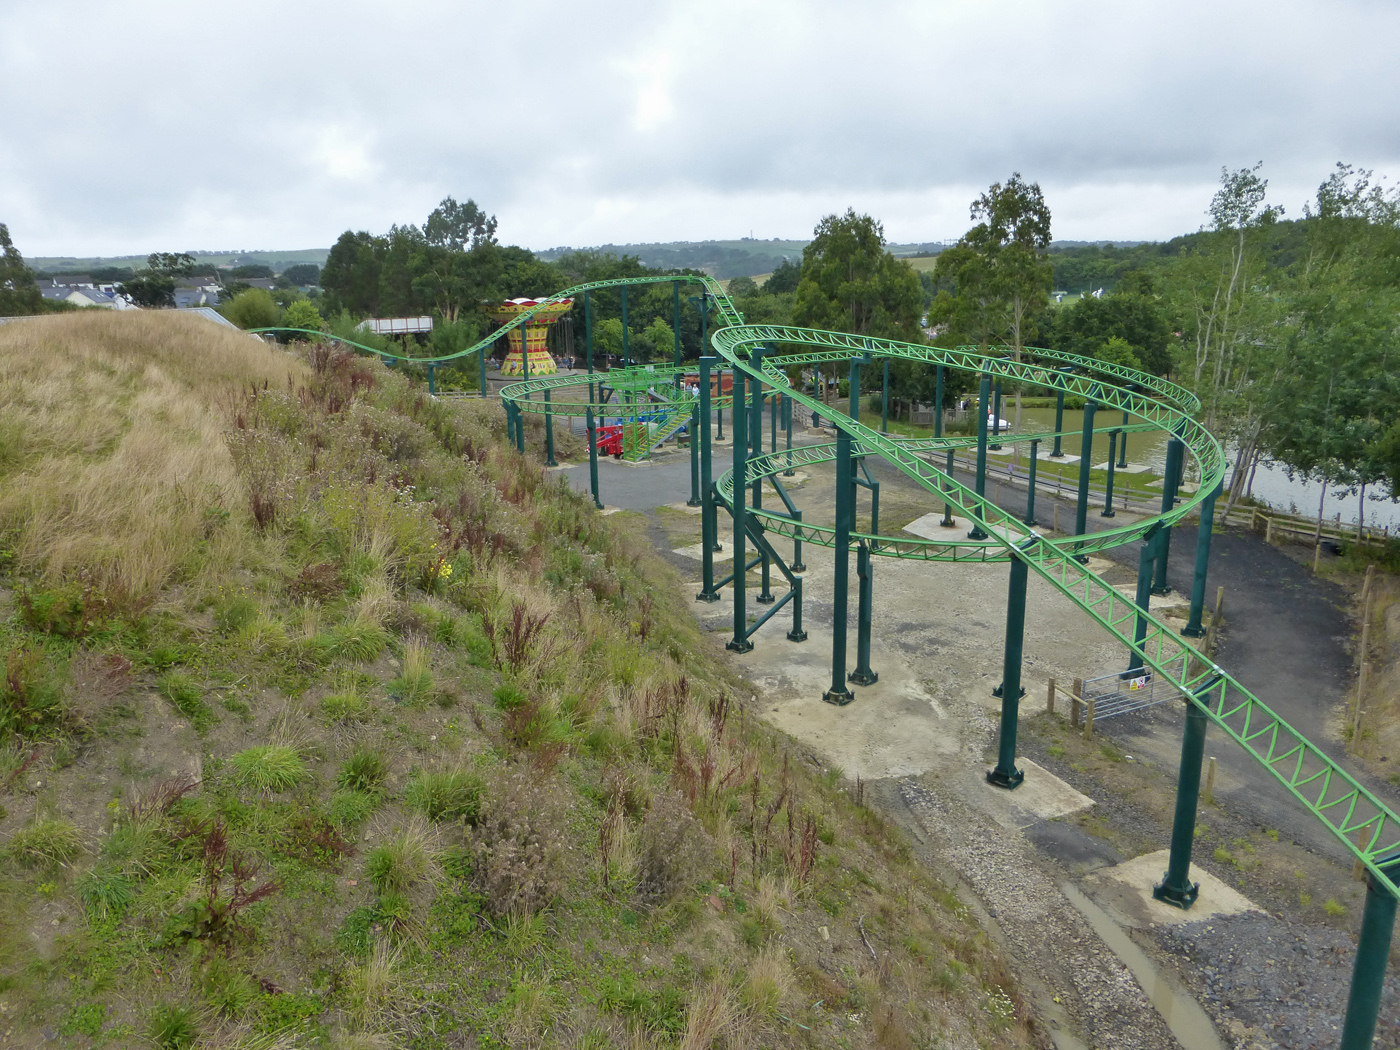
[[478, 344, 487, 399], [1339, 859, 1400, 1050], [934, 365, 944, 438], [968, 372, 991, 540], [784, 394, 795, 476], [881, 359, 890, 433], [672, 281, 681, 369], [1125, 535, 1156, 676], [1118, 408, 1130, 467], [848, 357, 860, 423], [1152, 685, 1214, 909], [849, 542, 877, 685], [1073, 399, 1098, 559], [1152, 436, 1185, 595], [824, 426, 855, 705], [1182, 482, 1222, 637], [1101, 430, 1118, 517], [990, 378, 1003, 450], [544, 388, 556, 467], [621, 285, 629, 368], [812, 367, 821, 427], [687, 403, 701, 507], [770, 382, 777, 455], [427, 364, 435, 394], [1025, 439, 1040, 526], [1051, 385, 1066, 457], [987, 552, 1029, 789], [727, 367, 752, 652], [696, 356, 721, 602], [519, 391, 529, 453], [585, 291, 594, 404], [586, 407, 602, 510]]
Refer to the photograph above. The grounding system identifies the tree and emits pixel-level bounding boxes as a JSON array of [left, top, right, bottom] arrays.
[[726, 275, 758, 298], [1049, 290, 1172, 374], [117, 252, 198, 308], [282, 264, 321, 286], [321, 230, 386, 317], [0, 223, 42, 316], [764, 258, 801, 295], [424, 196, 497, 252], [283, 299, 324, 334], [793, 209, 921, 341], [1094, 336, 1142, 372], [929, 174, 1054, 457], [221, 289, 281, 330], [638, 318, 675, 362]]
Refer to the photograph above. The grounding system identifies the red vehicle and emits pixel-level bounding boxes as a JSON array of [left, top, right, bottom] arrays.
[[595, 424, 625, 457]]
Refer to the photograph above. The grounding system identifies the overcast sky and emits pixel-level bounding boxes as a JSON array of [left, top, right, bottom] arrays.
[[3, 0, 1397, 258]]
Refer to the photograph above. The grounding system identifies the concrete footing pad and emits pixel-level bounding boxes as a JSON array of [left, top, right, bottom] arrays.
[[972, 758, 1095, 830], [1092, 461, 1152, 473], [1082, 849, 1264, 928], [1037, 450, 1080, 464], [672, 543, 732, 562]]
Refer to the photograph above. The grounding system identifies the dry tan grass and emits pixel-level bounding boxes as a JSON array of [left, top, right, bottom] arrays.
[[0, 311, 308, 606]]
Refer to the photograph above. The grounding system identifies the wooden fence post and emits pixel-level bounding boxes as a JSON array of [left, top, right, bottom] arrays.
[[1082, 697, 1096, 740], [1047, 677, 1057, 716], [1070, 677, 1082, 728]]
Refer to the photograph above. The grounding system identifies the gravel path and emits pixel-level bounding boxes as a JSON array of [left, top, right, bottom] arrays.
[[1157, 912, 1400, 1049]]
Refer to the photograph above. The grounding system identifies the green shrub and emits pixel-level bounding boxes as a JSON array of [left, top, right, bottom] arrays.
[[156, 672, 216, 731], [365, 825, 436, 895], [5, 816, 84, 866], [404, 768, 484, 823], [201, 957, 259, 1018], [77, 867, 135, 921], [147, 1003, 198, 1050], [320, 691, 370, 725], [338, 749, 388, 794], [230, 745, 306, 792], [328, 788, 379, 830], [0, 645, 66, 737], [323, 623, 389, 662], [214, 595, 258, 633]]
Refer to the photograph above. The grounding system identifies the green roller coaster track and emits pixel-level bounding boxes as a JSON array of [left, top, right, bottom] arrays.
[[255, 271, 1400, 1046]]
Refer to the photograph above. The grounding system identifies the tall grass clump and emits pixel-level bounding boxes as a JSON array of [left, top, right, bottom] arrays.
[[4, 816, 84, 866], [230, 744, 306, 792], [404, 767, 483, 823]]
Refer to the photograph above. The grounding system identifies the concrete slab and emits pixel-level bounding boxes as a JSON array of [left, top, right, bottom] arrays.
[[987, 446, 1016, 456], [1146, 478, 1200, 493], [1109, 585, 1192, 615], [1092, 461, 1153, 474], [664, 502, 702, 515], [672, 542, 733, 562], [1081, 849, 1264, 929], [969, 759, 1095, 830], [1037, 451, 1080, 464]]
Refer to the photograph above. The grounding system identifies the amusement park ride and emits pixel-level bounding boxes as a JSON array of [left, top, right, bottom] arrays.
[[260, 274, 1400, 1049]]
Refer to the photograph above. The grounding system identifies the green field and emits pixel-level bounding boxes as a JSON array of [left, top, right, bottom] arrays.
[[28, 248, 330, 274]]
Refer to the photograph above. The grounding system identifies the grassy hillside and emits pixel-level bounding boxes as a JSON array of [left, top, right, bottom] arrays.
[[27, 250, 329, 277], [0, 313, 1035, 1049]]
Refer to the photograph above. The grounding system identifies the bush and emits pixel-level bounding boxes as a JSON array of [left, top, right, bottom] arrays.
[[404, 768, 484, 823], [338, 749, 388, 794], [5, 816, 84, 866], [635, 791, 715, 906], [221, 288, 281, 330], [471, 768, 569, 917], [230, 745, 306, 792]]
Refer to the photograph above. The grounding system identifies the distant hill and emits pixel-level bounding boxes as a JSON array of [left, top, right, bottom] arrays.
[[28, 248, 329, 275]]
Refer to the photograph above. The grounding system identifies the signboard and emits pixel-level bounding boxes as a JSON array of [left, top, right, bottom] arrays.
[[1127, 675, 1152, 691]]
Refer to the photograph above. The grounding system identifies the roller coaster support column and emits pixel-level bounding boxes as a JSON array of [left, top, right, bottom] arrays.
[[1025, 439, 1040, 526], [936, 366, 955, 528], [1125, 531, 1157, 677], [770, 384, 778, 456], [1153, 680, 1219, 908], [427, 364, 435, 394], [727, 368, 753, 653], [1340, 857, 1400, 1050], [848, 357, 861, 423], [1101, 431, 1118, 517], [1073, 398, 1098, 560], [585, 292, 595, 402], [1152, 435, 1185, 595], [687, 402, 701, 507], [478, 347, 487, 399], [987, 549, 1029, 789], [1051, 381, 1066, 457], [881, 359, 890, 433], [696, 357, 721, 603], [784, 395, 795, 476], [1182, 481, 1222, 638], [621, 286, 629, 367], [672, 282, 681, 371], [823, 426, 855, 705], [990, 378, 1003, 450], [849, 541, 877, 686], [750, 346, 765, 458], [586, 408, 602, 510], [544, 389, 556, 467], [812, 367, 821, 427], [968, 372, 991, 540], [1118, 408, 1130, 468]]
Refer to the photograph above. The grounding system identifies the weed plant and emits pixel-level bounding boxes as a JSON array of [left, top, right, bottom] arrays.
[[230, 744, 306, 792]]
